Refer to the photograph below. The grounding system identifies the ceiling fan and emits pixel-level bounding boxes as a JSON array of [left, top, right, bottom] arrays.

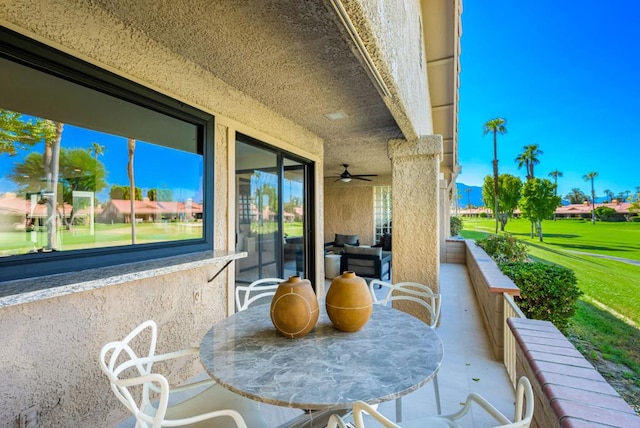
[[330, 164, 378, 183]]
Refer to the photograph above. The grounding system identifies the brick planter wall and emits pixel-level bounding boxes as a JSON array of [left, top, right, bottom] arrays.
[[508, 318, 640, 427], [463, 239, 519, 360]]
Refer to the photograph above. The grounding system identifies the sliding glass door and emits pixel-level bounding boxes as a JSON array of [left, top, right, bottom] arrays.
[[235, 136, 314, 300]]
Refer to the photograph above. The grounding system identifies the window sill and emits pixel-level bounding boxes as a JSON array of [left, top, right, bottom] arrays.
[[0, 250, 247, 308]]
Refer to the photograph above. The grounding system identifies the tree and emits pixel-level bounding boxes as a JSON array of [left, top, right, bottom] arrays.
[[88, 142, 105, 160], [128, 138, 136, 243], [110, 185, 142, 201], [482, 117, 507, 233], [636, 186, 640, 202], [10, 148, 108, 228], [482, 174, 522, 231], [147, 188, 173, 202], [583, 171, 598, 224], [603, 189, 613, 203], [548, 170, 563, 220], [515, 144, 543, 180], [565, 188, 588, 204], [0, 109, 43, 155], [465, 187, 472, 210], [594, 206, 616, 221], [519, 178, 561, 241]]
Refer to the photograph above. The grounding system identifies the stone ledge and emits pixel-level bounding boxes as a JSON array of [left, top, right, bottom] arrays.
[[464, 239, 519, 295], [0, 250, 246, 308], [508, 318, 639, 427]]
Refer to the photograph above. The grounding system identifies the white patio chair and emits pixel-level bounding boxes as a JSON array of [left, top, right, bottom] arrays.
[[369, 280, 442, 421], [327, 376, 534, 428], [99, 320, 267, 428], [235, 277, 284, 312]]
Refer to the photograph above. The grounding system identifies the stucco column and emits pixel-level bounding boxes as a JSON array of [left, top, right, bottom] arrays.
[[388, 135, 443, 292]]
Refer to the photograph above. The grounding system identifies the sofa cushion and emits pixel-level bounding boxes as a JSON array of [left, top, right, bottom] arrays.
[[344, 245, 382, 258], [334, 234, 359, 247]]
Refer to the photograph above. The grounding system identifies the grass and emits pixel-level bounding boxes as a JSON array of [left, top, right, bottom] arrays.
[[460, 217, 640, 409], [463, 217, 640, 261]]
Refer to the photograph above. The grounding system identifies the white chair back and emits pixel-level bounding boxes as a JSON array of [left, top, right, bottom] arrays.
[[99, 320, 251, 428], [235, 278, 284, 311], [331, 377, 534, 427], [369, 280, 442, 419], [369, 280, 441, 328]]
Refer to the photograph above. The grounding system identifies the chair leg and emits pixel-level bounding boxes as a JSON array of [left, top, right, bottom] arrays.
[[433, 374, 441, 414], [395, 397, 402, 422]]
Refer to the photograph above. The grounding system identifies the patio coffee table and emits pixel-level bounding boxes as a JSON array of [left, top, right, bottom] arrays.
[[200, 302, 443, 410]]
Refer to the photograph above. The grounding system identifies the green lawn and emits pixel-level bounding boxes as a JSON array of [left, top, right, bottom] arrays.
[[463, 217, 640, 261], [460, 217, 640, 404]]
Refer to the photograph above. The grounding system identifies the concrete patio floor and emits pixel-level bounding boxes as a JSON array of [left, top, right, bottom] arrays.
[[119, 263, 515, 427]]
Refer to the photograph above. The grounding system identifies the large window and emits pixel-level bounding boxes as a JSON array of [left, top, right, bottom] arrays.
[[0, 29, 213, 282], [374, 186, 392, 241]]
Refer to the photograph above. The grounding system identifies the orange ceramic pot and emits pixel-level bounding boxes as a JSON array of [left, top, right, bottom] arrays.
[[325, 271, 372, 332], [270, 276, 319, 339]]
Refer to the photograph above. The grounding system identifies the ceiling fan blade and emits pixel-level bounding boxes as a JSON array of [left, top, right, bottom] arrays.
[[352, 176, 372, 181], [352, 174, 378, 177]]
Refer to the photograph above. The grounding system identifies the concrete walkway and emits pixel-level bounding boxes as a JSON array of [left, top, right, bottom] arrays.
[[564, 250, 640, 266]]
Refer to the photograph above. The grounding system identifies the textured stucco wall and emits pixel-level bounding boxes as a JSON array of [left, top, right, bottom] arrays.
[[0, 2, 324, 426], [324, 175, 391, 246], [341, 0, 433, 139], [388, 136, 441, 323]]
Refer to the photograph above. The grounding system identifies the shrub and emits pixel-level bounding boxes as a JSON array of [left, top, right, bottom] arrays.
[[594, 206, 617, 221], [477, 234, 529, 264], [500, 262, 582, 331], [479, 212, 488, 218], [450, 216, 463, 236], [630, 216, 640, 222]]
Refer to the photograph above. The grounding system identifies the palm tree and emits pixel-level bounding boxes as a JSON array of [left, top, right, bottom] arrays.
[[636, 186, 640, 202], [88, 142, 105, 161], [548, 170, 563, 220], [465, 187, 472, 211], [515, 152, 530, 180], [583, 171, 598, 224], [603, 189, 612, 203], [515, 144, 543, 180], [127, 138, 136, 243], [482, 117, 507, 234], [624, 190, 631, 202]]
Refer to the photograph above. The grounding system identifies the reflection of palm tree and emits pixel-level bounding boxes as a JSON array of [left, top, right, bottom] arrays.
[[128, 138, 136, 243], [482, 117, 507, 234], [88, 142, 105, 160], [41, 120, 63, 250], [583, 171, 598, 225]]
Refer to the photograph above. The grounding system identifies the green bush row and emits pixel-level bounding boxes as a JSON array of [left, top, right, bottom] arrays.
[[477, 234, 529, 263], [477, 234, 582, 331], [450, 216, 463, 236], [500, 262, 582, 332]]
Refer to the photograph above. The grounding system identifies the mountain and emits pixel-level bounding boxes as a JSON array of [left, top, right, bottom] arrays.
[[455, 183, 483, 208]]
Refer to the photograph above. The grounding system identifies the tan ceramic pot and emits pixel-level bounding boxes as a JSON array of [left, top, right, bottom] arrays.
[[325, 271, 373, 332], [270, 276, 319, 339]]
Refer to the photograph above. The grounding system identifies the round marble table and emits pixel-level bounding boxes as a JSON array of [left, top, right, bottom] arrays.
[[200, 302, 443, 410]]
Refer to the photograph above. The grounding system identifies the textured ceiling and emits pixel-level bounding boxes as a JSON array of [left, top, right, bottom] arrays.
[[92, 0, 401, 178]]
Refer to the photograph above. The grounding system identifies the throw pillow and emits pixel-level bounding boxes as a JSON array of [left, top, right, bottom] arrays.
[[334, 233, 359, 247], [344, 244, 382, 257]]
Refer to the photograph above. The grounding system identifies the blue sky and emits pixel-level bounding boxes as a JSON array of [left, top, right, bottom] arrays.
[[457, 1, 640, 200]]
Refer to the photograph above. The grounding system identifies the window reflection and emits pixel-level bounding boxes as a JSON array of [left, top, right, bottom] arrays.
[[0, 109, 203, 257]]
